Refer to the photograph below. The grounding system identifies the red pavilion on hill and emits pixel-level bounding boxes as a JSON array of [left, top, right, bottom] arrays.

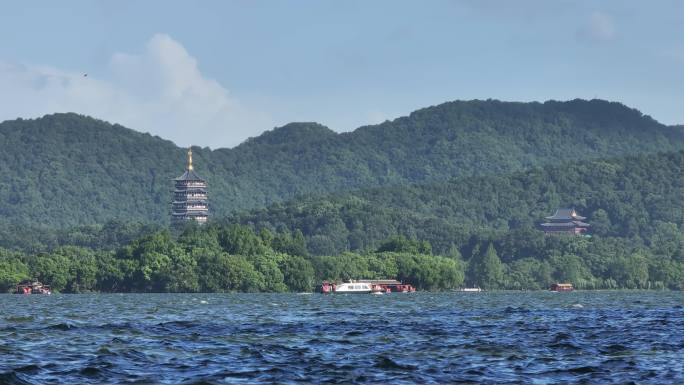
[[540, 208, 589, 235]]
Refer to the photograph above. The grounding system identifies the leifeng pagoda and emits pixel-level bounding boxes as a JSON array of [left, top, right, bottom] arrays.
[[540, 208, 589, 235], [171, 148, 208, 225]]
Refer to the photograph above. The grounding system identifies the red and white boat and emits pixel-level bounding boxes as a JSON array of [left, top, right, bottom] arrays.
[[319, 279, 415, 294]]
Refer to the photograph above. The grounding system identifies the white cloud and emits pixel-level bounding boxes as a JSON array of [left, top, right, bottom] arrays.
[[576, 11, 617, 43], [0, 34, 273, 148]]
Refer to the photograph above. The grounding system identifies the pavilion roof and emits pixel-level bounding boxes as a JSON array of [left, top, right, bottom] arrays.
[[545, 208, 586, 221], [174, 169, 205, 181], [540, 221, 590, 228]]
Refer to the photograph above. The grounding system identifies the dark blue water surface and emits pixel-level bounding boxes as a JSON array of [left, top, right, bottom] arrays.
[[1, 292, 684, 384]]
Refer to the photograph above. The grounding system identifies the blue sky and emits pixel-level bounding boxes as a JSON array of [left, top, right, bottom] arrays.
[[1, 0, 682, 148]]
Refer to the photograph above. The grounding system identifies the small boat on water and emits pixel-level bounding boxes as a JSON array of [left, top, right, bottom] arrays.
[[329, 281, 375, 294], [458, 287, 482, 292], [15, 280, 52, 295], [550, 283, 574, 292], [319, 279, 415, 294]]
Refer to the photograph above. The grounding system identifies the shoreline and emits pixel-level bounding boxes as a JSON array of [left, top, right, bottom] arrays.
[[2, 288, 679, 295]]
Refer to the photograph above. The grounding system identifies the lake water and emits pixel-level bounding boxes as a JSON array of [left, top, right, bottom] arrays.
[[1, 292, 683, 384]]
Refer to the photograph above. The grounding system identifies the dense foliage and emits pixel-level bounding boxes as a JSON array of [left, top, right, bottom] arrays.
[[1, 223, 683, 293], [0, 221, 160, 254], [231, 151, 684, 257], [1, 149, 683, 292], [0, 226, 466, 293], [222, 150, 684, 290], [2, 99, 684, 227]]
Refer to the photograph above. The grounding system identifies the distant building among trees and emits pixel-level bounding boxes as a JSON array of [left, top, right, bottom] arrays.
[[171, 148, 208, 225], [540, 208, 589, 235]]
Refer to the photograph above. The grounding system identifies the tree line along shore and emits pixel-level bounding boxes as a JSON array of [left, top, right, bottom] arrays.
[[1, 222, 682, 293]]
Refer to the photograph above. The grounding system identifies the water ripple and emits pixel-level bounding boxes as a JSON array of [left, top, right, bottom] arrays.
[[1, 292, 684, 384]]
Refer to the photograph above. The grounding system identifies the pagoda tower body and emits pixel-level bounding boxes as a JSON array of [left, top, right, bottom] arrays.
[[171, 148, 208, 224], [540, 208, 589, 235]]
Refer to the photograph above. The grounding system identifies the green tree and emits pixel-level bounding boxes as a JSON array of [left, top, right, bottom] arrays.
[[377, 235, 431, 255], [28, 253, 72, 293], [549, 253, 592, 288], [218, 225, 268, 256], [250, 253, 287, 292], [279, 254, 315, 292], [0, 249, 29, 292], [608, 252, 649, 289], [467, 243, 504, 289], [162, 248, 199, 292], [591, 209, 612, 236]]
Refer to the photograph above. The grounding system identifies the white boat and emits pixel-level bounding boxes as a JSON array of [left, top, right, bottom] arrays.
[[333, 281, 373, 294], [459, 287, 482, 292], [319, 280, 398, 294]]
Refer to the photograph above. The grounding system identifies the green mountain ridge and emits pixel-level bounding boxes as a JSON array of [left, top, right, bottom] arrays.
[[1, 99, 683, 227]]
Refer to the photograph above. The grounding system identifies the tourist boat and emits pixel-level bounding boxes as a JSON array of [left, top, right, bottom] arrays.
[[319, 279, 415, 294], [550, 283, 574, 292], [320, 281, 373, 294], [15, 280, 52, 295], [335, 281, 377, 294]]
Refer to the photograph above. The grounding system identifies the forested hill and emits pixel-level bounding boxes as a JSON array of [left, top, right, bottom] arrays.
[[229, 150, 684, 256], [1, 99, 684, 226]]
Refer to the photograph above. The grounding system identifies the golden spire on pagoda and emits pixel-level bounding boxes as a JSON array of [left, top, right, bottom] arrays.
[[187, 147, 193, 171]]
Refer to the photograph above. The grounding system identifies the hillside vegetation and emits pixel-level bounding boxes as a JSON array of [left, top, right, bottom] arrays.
[[1, 99, 683, 226], [230, 150, 684, 257], [2, 150, 684, 292]]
